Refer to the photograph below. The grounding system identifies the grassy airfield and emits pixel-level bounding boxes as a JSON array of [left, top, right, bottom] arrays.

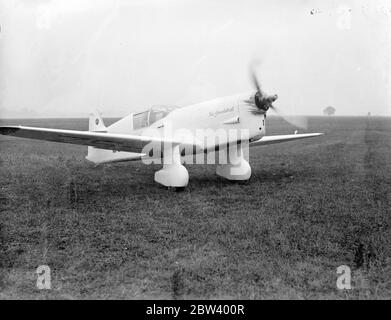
[[0, 116, 390, 299]]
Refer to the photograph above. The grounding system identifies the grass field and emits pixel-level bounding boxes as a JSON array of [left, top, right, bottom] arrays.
[[0, 116, 390, 299]]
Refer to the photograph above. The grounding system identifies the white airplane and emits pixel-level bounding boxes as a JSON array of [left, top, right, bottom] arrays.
[[0, 71, 323, 188]]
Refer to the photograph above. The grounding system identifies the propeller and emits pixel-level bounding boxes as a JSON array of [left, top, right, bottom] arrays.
[[249, 63, 307, 129], [268, 104, 308, 129]]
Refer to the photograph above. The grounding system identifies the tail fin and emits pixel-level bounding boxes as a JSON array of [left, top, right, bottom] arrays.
[[86, 110, 144, 164], [89, 110, 106, 132], [87, 110, 106, 164]]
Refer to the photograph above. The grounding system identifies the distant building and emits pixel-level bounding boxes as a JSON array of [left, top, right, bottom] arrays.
[[323, 106, 336, 116]]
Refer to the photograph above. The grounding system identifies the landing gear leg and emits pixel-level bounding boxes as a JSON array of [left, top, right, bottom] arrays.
[[154, 145, 189, 188], [216, 144, 251, 181]]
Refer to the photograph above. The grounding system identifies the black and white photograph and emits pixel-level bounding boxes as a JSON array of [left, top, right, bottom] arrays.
[[0, 0, 390, 306]]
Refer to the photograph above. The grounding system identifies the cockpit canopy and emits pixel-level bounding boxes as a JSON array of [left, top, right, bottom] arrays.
[[133, 105, 177, 130]]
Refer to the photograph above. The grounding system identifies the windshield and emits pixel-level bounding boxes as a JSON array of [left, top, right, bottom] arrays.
[[133, 105, 177, 130]]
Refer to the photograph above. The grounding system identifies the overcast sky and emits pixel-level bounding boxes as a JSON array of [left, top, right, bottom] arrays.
[[0, 0, 390, 117]]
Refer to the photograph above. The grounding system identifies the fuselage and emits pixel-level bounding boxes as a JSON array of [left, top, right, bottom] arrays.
[[88, 92, 266, 164], [119, 92, 263, 145], [153, 92, 264, 147]]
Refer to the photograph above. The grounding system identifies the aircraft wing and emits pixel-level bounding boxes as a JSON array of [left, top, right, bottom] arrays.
[[0, 125, 190, 153], [250, 133, 323, 147]]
